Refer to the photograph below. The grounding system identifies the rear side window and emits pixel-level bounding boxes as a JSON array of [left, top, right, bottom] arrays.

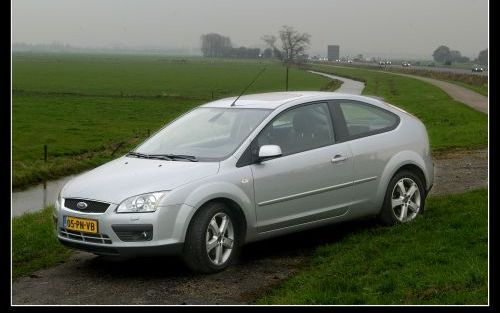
[[338, 101, 399, 138]]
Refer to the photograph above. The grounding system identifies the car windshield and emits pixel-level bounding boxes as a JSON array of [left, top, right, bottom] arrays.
[[132, 107, 271, 161]]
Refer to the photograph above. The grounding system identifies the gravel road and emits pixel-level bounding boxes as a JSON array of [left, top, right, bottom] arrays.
[[12, 148, 487, 305]]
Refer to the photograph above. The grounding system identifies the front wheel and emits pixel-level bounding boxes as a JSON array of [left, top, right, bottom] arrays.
[[379, 170, 426, 226], [182, 202, 240, 273]]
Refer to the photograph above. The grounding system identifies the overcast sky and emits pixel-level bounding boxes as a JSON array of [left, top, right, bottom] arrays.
[[13, 0, 488, 58]]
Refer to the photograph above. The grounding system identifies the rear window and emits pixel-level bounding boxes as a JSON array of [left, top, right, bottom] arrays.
[[338, 100, 399, 138]]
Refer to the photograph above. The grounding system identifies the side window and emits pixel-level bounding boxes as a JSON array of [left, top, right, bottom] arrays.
[[256, 103, 335, 156], [338, 101, 399, 138]]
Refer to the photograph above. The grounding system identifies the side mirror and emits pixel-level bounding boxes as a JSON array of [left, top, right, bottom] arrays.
[[258, 145, 282, 162]]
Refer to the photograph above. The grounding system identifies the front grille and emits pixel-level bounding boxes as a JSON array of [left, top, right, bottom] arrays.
[[59, 228, 112, 244], [64, 198, 110, 213]]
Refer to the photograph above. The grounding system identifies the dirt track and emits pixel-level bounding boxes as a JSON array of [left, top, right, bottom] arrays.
[[12, 148, 487, 305]]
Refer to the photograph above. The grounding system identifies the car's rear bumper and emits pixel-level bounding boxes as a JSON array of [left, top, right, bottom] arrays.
[[58, 237, 184, 256]]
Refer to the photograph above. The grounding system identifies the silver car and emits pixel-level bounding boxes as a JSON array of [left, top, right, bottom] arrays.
[[55, 92, 434, 273]]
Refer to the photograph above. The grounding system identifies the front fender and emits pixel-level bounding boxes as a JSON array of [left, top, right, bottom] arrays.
[[169, 181, 256, 242]]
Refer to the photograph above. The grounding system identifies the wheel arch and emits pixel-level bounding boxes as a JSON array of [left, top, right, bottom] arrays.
[[175, 181, 255, 243], [376, 150, 429, 213], [186, 197, 248, 244]]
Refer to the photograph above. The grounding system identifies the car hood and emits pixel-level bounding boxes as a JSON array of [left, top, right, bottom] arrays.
[[61, 156, 220, 204]]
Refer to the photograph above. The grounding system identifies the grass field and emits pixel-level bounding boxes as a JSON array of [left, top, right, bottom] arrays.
[[13, 53, 333, 189], [311, 64, 488, 151], [258, 189, 488, 305], [12, 206, 71, 279]]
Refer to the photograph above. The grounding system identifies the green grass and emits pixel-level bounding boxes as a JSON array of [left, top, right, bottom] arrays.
[[13, 53, 328, 98], [258, 189, 488, 305], [13, 53, 333, 189], [12, 93, 200, 189], [385, 67, 488, 97], [12, 207, 72, 279], [311, 64, 488, 151]]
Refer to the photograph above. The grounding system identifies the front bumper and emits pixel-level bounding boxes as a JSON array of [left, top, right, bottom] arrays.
[[58, 238, 183, 256], [55, 201, 194, 257]]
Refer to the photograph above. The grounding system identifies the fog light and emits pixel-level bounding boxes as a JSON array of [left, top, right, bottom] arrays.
[[112, 224, 153, 242]]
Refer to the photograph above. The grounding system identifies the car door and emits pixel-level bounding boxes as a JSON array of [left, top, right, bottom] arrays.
[[332, 99, 401, 215], [249, 102, 354, 233]]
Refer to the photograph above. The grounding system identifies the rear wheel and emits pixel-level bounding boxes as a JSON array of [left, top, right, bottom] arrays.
[[379, 170, 425, 226], [182, 202, 240, 273]]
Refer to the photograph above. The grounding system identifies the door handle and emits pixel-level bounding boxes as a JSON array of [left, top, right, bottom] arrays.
[[331, 154, 348, 163]]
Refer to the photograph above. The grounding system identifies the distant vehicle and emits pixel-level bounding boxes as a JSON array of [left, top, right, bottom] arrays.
[[471, 66, 484, 73], [379, 61, 386, 66], [402, 62, 411, 67], [335, 59, 341, 62], [386, 61, 392, 65], [347, 60, 353, 64]]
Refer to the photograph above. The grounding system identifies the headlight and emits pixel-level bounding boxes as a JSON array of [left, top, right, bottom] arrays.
[[116, 192, 167, 213]]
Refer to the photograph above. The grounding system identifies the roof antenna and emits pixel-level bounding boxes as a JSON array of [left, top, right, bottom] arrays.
[[230, 68, 266, 106]]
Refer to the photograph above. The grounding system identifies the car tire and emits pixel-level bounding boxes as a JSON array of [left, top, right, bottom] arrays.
[[379, 170, 426, 226], [182, 201, 240, 273]]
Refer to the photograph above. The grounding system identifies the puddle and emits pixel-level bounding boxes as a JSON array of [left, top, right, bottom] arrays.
[[11, 175, 79, 218]]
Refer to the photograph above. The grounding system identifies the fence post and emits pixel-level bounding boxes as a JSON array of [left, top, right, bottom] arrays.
[[285, 65, 289, 91], [211, 91, 214, 100]]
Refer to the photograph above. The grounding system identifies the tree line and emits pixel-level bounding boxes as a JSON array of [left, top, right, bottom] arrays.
[[200, 33, 261, 59], [200, 25, 310, 64], [433, 45, 487, 66]]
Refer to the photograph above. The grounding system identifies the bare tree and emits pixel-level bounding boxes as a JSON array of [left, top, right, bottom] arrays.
[[279, 26, 311, 65], [262, 26, 311, 90], [262, 26, 310, 65]]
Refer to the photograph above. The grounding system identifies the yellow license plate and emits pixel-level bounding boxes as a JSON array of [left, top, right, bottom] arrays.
[[64, 216, 98, 234]]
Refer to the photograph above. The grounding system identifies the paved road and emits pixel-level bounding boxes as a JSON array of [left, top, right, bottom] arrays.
[[390, 72, 488, 114], [346, 61, 488, 77], [308, 70, 365, 95]]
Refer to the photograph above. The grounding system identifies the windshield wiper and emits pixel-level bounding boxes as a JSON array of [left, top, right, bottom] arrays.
[[127, 152, 197, 162], [126, 151, 150, 159], [126, 152, 173, 161], [151, 154, 198, 162]]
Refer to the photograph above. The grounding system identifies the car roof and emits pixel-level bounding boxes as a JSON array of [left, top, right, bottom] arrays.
[[201, 91, 380, 110]]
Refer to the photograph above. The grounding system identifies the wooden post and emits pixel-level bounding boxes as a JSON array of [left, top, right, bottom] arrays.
[[285, 65, 289, 91], [211, 91, 214, 100]]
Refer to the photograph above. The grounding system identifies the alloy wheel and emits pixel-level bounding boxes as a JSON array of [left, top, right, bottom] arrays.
[[391, 177, 421, 222], [205, 212, 234, 265]]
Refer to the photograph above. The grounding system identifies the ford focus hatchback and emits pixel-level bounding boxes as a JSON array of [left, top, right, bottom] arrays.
[[55, 92, 434, 273]]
